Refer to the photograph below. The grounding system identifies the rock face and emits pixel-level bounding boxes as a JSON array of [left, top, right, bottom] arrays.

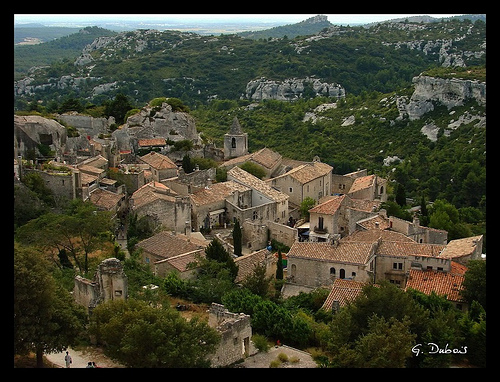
[[400, 75, 486, 120], [14, 115, 67, 158], [245, 77, 345, 102], [113, 101, 201, 152]]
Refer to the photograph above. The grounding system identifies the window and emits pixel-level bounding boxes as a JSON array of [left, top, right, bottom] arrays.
[[351, 272, 356, 277], [393, 262, 403, 270], [231, 137, 236, 148], [330, 267, 336, 275], [289, 187, 293, 193], [318, 216, 324, 230], [252, 211, 258, 220], [340, 269, 345, 279]]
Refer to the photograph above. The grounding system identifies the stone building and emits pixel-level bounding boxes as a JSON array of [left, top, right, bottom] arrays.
[[208, 303, 257, 367], [73, 258, 128, 315]]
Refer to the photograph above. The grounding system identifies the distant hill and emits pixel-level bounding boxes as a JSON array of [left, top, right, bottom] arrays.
[[238, 15, 332, 39], [14, 25, 82, 45]]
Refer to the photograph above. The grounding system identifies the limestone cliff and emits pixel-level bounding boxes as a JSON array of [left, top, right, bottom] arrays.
[[399, 75, 486, 121], [245, 77, 345, 102]]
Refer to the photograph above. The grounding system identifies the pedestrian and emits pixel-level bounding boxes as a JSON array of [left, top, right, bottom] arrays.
[[64, 351, 72, 368], [92, 361, 100, 368], [86, 361, 94, 368]]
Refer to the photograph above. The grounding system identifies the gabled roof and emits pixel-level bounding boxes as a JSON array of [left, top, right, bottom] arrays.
[[137, 230, 204, 259], [287, 241, 376, 265], [234, 248, 275, 283], [131, 181, 176, 209], [190, 181, 250, 207], [439, 235, 483, 260], [139, 151, 177, 169], [321, 278, 367, 310], [221, 147, 282, 171], [348, 174, 376, 194], [88, 188, 124, 211], [273, 161, 332, 185], [228, 166, 288, 203], [405, 261, 468, 302], [309, 194, 347, 215]]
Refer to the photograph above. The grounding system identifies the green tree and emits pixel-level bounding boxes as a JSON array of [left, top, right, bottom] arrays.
[[276, 249, 284, 280], [461, 260, 487, 311], [104, 93, 134, 125], [299, 197, 316, 220], [14, 243, 87, 367], [239, 161, 267, 179], [232, 219, 242, 257], [182, 153, 194, 174], [89, 299, 220, 367], [395, 182, 407, 207]]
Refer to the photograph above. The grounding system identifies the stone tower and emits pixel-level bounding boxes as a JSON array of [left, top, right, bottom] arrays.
[[224, 117, 248, 159]]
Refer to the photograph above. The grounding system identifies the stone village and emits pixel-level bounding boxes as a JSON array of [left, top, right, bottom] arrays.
[[14, 101, 483, 367]]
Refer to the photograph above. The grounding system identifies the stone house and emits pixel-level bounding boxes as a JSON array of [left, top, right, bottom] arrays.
[[130, 181, 191, 234], [388, 215, 448, 244], [138, 151, 178, 181], [190, 180, 252, 231], [321, 278, 367, 312], [136, 230, 208, 279], [286, 241, 378, 287], [307, 194, 381, 242], [227, 166, 289, 225], [438, 235, 484, 265], [332, 169, 387, 202], [234, 248, 277, 284], [268, 157, 333, 207], [208, 303, 257, 367]]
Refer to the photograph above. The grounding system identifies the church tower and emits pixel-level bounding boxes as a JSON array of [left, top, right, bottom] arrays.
[[224, 117, 248, 159]]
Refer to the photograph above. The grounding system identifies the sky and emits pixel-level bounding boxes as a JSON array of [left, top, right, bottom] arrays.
[[14, 14, 465, 26]]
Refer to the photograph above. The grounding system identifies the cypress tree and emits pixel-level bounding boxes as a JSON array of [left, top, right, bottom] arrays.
[[233, 220, 242, 257]]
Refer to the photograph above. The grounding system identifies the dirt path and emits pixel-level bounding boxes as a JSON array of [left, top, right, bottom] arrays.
[[44, 347, 125, 368]]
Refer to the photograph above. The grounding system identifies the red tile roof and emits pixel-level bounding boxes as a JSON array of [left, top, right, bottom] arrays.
[[287, 241, 376, 265], [405, 261, 467, 302], [321, 278, 367, 310]]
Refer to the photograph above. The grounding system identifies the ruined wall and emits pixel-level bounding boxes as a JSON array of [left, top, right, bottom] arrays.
[[208, 303, 257, 367]]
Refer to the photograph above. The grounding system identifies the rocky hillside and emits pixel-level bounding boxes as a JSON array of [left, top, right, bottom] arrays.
[[14, 17, 485, 107]]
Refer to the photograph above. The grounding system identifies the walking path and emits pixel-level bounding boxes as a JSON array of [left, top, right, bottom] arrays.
[[45, 347, 125, 368]]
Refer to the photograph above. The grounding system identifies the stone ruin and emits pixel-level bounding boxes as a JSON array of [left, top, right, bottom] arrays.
[[208, 303, 257, 367], [73, 258, 128, 315]]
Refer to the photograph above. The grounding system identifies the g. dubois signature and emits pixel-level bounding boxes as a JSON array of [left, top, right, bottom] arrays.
[[412, 343, 467, 356]]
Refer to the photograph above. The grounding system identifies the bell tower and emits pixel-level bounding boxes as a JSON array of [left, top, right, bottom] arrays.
[[224, 117, 248, 159]]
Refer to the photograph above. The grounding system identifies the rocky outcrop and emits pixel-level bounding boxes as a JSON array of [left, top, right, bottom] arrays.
[[245, 77, 345, 102], [113, 101, 202, 152], [399, 75, 486, 120]]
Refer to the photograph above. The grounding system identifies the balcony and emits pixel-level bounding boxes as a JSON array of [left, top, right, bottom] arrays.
[[313, 226, 328, 234]]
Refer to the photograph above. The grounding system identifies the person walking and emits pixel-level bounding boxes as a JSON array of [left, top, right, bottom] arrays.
[[64, 351, 72, 368], [86, 361, 94, 368]]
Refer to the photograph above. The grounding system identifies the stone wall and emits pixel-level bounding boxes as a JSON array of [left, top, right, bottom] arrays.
[[208, 303, 257, 367]]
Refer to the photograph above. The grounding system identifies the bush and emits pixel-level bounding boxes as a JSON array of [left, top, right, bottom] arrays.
[[252, 334, 271, 353]]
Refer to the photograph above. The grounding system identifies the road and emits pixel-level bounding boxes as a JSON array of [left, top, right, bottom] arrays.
[[44, 347, 125, 368]]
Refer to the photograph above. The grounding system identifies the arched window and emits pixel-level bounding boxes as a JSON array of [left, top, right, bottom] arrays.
[[291, 264, 297, 277], [231, 137, 236, 148], [340, 268, 346, 279], [330, 267, 336, 275]]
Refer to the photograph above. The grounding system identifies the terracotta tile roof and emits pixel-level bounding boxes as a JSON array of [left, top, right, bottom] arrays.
[[156, 249, 205, 272], [88, 188, 124, 211], [309, 195, 346, 215], [439, 235, 483, 260], [250, 147, 282, 170], [221, 147, 282, 171], [228, 166, 289, 203], [190, 181, 250, 207], [348, 174, 375, 194], [405, 261, 467, 302], [138, 138, 167, 147], [139, 151, 177, 169], [356, 214, 391, 230], [137, 230, 204, 260], [342, 229, 415, 243], [131, 181, 176, 209], [321, 279, 367, 310], [234, 248, 276, 283], [376, 241, 446, 257], [282, 161, 333, 184], [287, 241, 376, 265]]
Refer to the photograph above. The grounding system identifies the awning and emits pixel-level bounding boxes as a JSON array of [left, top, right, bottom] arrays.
[[209, 209, 225, 216]]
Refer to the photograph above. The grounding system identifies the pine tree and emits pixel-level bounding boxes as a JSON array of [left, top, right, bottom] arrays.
[[233, 220, 242, 257], [276, 249, 283, 280]]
